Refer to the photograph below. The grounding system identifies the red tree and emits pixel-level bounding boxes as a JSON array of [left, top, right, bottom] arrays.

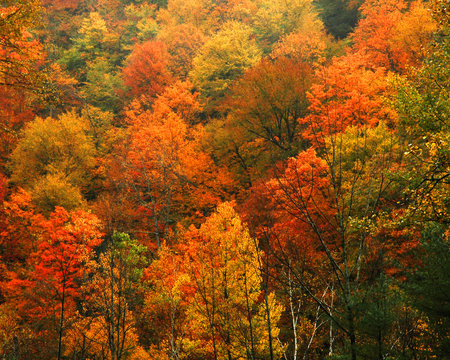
[[5, 207, 103, 360], [122, 40, 173, 101]]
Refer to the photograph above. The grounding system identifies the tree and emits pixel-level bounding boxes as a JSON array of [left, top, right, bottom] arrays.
[[115, 86, 234, 247], [391, 9, 449, 356], [59, 11, 122, 82], [123, 2, 159, 44], [151, 80, 203, 125], [156, 0, 249, 34], [9, 111, 97, 213], [122, 40, 173, 101], [217, 56, 313, 183], [227, 57, 312, 153], [190, 21, 261, 102], [0, 0, 45, 166], [157, 23, 206, 79], [390, 0, 448, 254], [0, 188, 43, 268], [270, 26, 327, 63], [406, 223, 450, 357], [142, 243, 197, 360], [39, 0, 90, 49], [300, 52, 394, 146], [182, 202, 283, 360], [352, 0, 406, 72], [389, 1, 438, 71], [5, 207, 102, 360], [252, 0, 323, 53], [0, 85, 36, 169], [352, 0, 437, 73], [77, 232, 149, 360], [83, 57, 124, 113], [157, 0, 214, 33], [0, 0, 44, 88], [265, 121, 406, 359]]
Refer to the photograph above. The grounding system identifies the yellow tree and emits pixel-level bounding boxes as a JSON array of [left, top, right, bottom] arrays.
[[142, 243, 199, 360], [190, 21, 261, 102], [251, 0, 323, 53], [182, 202, 283, 360], [9, 111, 97, 214]]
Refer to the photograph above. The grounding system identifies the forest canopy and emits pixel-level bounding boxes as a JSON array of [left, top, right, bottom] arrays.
[[0, 0, 448, 359]]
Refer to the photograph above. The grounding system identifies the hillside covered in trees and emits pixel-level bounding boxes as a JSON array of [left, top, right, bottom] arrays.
[[0, 0, 449, 359]]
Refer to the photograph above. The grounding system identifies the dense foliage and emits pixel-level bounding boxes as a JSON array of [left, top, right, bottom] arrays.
[[0, 0, 448, 359]]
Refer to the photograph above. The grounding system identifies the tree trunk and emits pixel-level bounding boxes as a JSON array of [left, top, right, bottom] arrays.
[[348, 308, 357, 360], [110, 250, 116, 360], [57, 281, 66, 360]]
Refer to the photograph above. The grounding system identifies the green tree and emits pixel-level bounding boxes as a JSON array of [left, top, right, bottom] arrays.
[[406, 223, 450, 358], [59, 12, 122, 82], [392, 7, 450, 356], [69, 232, 149, 360], [83, 58, 123, 113], [313, 0, 362, 40], [123, 3, 159, 45]]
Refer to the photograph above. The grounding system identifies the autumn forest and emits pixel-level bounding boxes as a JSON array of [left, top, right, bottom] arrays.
[[0, 0, 449, 359]]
